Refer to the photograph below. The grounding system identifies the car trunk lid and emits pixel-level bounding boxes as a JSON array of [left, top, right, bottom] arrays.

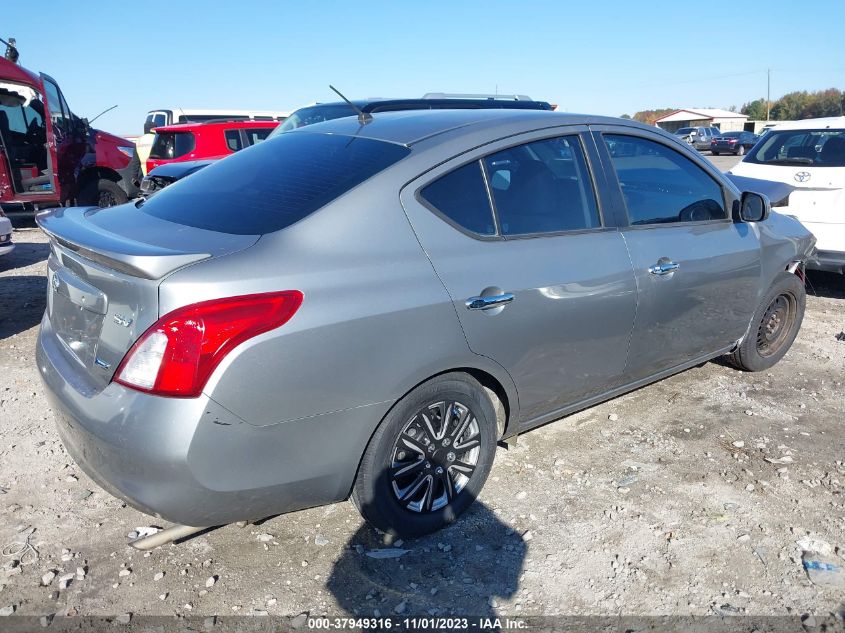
[[730, 162, 845, 224], [37, 205, 259, 391]]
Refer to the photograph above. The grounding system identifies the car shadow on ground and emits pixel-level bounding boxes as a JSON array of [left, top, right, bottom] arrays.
[[0, 275, 46, 339], [806, 270, 845, 300], [326, 473, 525, 619], [1, 231, 49, 271]]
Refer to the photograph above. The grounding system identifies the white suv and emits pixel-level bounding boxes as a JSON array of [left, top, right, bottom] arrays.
[[729, 117, 845, 274]]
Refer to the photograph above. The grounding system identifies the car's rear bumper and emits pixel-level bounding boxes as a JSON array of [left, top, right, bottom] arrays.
[[807, 249, 845, 274], [37, 317, 384, 526]]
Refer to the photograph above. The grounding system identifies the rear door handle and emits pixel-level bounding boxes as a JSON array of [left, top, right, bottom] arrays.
[[465, 293, 515, 310], [648, 260, 680, 276]]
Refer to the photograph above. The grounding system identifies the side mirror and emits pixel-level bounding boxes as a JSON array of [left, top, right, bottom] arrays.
[[143, 121, 155, 134], [737, 191, 771, 223]]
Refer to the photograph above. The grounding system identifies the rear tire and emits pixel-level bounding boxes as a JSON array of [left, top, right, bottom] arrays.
[[352, 372, 497, 538], [79, 178, 128, 208], [727, 272, 805, 372], [711, 151, 720, 156], [737, 145, 746, 156]]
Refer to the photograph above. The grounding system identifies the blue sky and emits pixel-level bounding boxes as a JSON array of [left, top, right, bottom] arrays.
[[5, 0, 844, 136]]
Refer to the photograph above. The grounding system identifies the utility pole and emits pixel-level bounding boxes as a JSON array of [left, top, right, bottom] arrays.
[[766, 68, 771, 121]]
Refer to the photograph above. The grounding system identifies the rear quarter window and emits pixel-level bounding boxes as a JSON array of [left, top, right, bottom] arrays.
[[420, 162, 496, 236], [140, 132, 410, 235]]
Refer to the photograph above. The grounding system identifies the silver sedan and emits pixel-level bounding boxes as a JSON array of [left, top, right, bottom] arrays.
[[36, 110, 815, 537]]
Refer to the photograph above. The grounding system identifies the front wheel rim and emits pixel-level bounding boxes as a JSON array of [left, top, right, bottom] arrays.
[[756, 292, 796, 357], [389, 400, 481, 513], [98, 190, 117, 207]]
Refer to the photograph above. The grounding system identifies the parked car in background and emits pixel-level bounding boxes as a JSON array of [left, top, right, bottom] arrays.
[[38, 110, 814, 538], [136, 108, 288, 175], [0, 56, 137, 215], [145, 120, 279, 174], [729, 116, 845, 273], [139, 94, 555, 197], [138, 159, 215, 199], [710, 131, 760, 156], [673, 126, 721, 151], [0, 206, 13, 255]]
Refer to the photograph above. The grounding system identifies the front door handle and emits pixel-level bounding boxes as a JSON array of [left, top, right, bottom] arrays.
[[465, 293, 515, 310], [648, 260, 680, 276]]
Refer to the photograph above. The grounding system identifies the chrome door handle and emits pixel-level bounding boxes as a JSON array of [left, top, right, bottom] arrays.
[[648, 261, 680, 276], [465, 293, 515, 310]]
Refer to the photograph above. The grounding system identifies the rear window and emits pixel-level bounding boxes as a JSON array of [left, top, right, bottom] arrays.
[[745, 129, 845, 167], [140, 132, 410, 235], [272, 104, 359, 136], [150, 132, 196, 159]]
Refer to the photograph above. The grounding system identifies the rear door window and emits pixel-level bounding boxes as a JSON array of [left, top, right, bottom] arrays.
[[603, 134, 726, 225], [483, 135, 600, 236], [141, 132, 410, 235], [150, 132, 196, 159], [244, 128, 274, 146], [420, 162, 496, 236]]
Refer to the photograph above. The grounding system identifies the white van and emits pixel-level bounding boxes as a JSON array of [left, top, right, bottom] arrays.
[[729, 117, 845, 274], [136, 108, 289, 174]]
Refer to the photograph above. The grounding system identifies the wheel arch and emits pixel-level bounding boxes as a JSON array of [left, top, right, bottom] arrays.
[[77, 166, 123, 191], [347, 362, 519, 501]]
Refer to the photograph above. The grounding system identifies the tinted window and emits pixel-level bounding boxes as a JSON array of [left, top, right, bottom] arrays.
[[224, 130, 243, 152], [272, 104, 358, 136], [244, 128, 274, 146], [150, 132, 196, 159], [141, 132, 410, 235], [745, 129, 845, 167], [420, 162, 495, 235], [722, 131, 741, 138], [483, 136, 600, 235], [604, 134, 726, 225]]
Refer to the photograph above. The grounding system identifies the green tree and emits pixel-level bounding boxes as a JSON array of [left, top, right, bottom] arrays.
[[803, 88, 843, 117], [771, 91, 810, 120], [620, 114, 632, 119], [741, 99, 768, 120]]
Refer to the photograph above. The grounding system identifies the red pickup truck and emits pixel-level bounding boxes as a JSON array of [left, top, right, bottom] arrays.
[[0, 50, 137, 216]]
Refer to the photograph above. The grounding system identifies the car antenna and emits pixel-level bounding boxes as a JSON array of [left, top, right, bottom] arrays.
[[329, 85, 372, 124], [88, 104, 118, 125]]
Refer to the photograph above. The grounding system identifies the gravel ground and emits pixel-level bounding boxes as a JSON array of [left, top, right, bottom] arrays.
[[1, 158, 844, 624]]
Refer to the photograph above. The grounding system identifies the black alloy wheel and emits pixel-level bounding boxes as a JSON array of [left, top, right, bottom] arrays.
[[389, 400, 482, 513]]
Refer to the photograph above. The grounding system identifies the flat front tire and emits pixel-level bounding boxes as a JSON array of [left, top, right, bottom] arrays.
[[352, 372, 497, 538], [728, 272, 805, 372]]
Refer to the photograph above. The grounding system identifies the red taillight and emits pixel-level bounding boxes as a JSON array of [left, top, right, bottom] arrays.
[[114, 291, 303, 398]]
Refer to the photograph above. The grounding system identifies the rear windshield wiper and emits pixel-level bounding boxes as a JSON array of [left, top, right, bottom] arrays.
[[765, 157, 814, 165]]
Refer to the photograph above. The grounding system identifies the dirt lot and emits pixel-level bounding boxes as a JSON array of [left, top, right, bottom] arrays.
[[1, 154, 844, 625]]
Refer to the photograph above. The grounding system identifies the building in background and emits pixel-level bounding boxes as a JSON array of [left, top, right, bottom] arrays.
[[655, 108, 748, 133]]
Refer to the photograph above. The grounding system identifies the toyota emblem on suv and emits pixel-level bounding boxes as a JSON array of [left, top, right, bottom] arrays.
[[794, 171, 811, 183]]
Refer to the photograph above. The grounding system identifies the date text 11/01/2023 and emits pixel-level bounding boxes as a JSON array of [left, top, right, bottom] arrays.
[[307, 616, 529, 630]]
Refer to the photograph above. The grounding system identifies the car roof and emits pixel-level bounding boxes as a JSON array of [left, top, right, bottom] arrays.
[[767, 116, 845, 131], [293, 97, 553, 113], [288, 109, 649, 147], [153, 120, 280, 133]]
